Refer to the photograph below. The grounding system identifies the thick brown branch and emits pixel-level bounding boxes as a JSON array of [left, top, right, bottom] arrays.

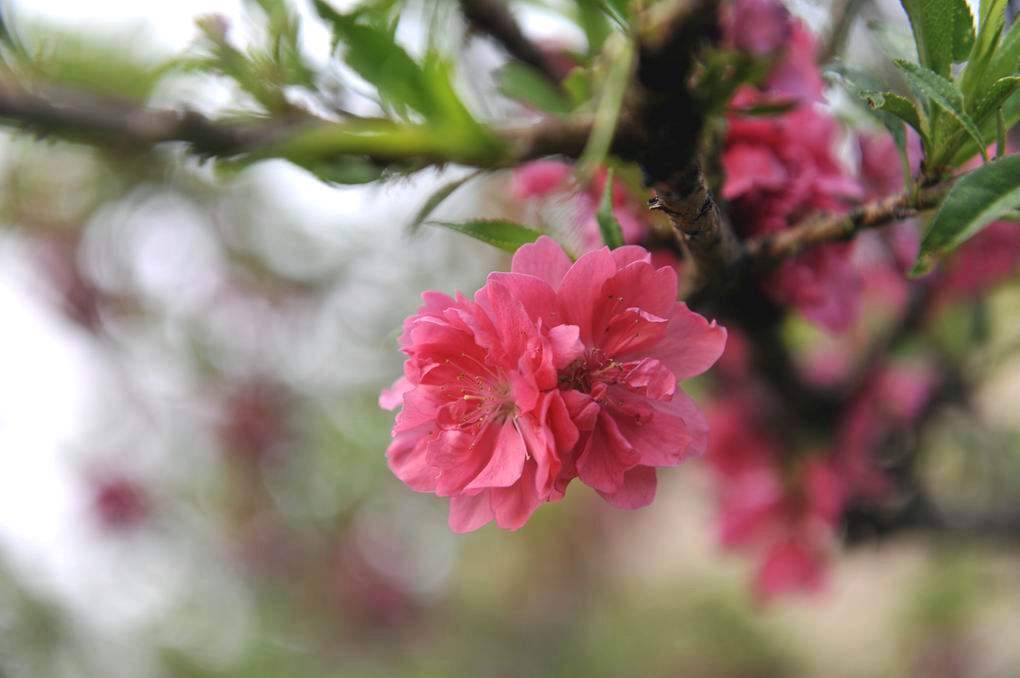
[[458, 0, 563, 86], [649, 165, 742, 289], [745, 183, 951, 272]]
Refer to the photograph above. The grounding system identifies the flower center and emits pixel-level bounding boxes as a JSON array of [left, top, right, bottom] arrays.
[[559, 349, 624, 396], [441, 353, 516, 429]]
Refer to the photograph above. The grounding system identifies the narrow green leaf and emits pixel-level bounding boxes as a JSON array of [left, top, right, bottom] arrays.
[[951, 0, 976, 62], [895, 59, 987, 160], [577, 34, 633, 181], [860, 90, 923, 133], [971, 76, 1020, 124], [562, 67, 593, 109], [428, 219, 542, 253], [575, 0, 614, 56], [726, 100, 798, 117], [407, 170, 484, 233], [984, 17, 1020, 92], [899, 0, 960, 77], [596, 169, 624, 249], [497, 63, 572, 115], [913, 155, 1020, 274], [330, 17, 435, 118], [997, 108, 1006, 157], [960, 0, 1006, 99]]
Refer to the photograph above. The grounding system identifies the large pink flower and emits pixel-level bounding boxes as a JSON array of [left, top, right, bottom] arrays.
[[381, 281, 583, 533], [512, 237, 728, 508], [382, 237, 727, 531]]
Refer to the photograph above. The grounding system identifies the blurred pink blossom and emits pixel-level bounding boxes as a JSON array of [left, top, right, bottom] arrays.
[[90, 474, 149, 532], [723, 25, 863, 332], [510, 161, 651, 250], [723, 0, 793, 57], [936, 221, 1020, 300], [836, 363, 938, 499], [708, 398, 845, 599]]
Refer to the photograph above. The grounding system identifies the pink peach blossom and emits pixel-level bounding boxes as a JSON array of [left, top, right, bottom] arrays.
[[511, 237, 728, 508], [382, 281, 583, 532], [382, 237, 727, 530]]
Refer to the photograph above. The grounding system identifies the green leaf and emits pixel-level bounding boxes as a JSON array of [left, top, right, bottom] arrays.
[[307, 157, 383, 184], [951, 0, 976, 62], [577, 34, 633, 180], [596, 169, 624, 249], [895, 59, 987, 160], [983, 16, 1020, 91], [860, 90, 924, 133], [726, 100, 798, 117], [575, 0, 614, 56], [971, 76, 1020, 124], [497, 63, 572, 115], [562, 67, 593, 109], [328, 15, 435, 118], [960, 0, 1006, 99], [899, 0, 963, 77], [949, 88, 1020, 165], [406, 170, 484, 233], [428, 219, 542, 253], [913, 155, 1020, 274]]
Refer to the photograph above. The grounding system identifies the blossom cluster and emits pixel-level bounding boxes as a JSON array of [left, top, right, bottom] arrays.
[[722, 6, 863, 332], [381, 237, 726, 532]]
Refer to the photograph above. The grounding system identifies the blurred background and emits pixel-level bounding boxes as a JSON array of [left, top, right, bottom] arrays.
[[1, 1, 1020, 677]]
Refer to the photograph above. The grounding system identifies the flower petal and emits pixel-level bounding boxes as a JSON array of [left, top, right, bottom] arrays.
[[597, 465, 657, 509], [646, 303, 728, 379], [576, 410, 639, 493], [510, 235, 573, 289], [448, 492, 494, 533], [465, 420, 527, 491], [491, 462, 542, 530]]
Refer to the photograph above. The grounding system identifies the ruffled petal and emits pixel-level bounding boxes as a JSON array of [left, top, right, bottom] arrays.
[[510, 235, 573, 289], [597, 465, 657, 509]]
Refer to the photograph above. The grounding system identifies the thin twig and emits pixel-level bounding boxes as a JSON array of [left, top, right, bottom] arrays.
[[458, 0, 563, 86], [745, 183, 951, 271]]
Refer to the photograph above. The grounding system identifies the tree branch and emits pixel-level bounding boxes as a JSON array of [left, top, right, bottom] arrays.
[[649, 164, 742, 289], [744, 183, 951, 272], [458, 0, 563, 86], [0, 74, 955, 282], [0, 78, 286, 156]]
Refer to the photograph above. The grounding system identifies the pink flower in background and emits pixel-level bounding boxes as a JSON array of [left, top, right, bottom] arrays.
[[511, 160, 574, 199], [511, 161, 651, 251], [513, 237, 727, 507], [90, 474, 150, 532], [723, 0, 792, 57], [764, 24, 825, 103], [723, 23, 864, 332], [707, 398, 846, 599], [837, 363, 937, 499], [382, 237, 726, 530], [936, 221, 1020, 300]]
